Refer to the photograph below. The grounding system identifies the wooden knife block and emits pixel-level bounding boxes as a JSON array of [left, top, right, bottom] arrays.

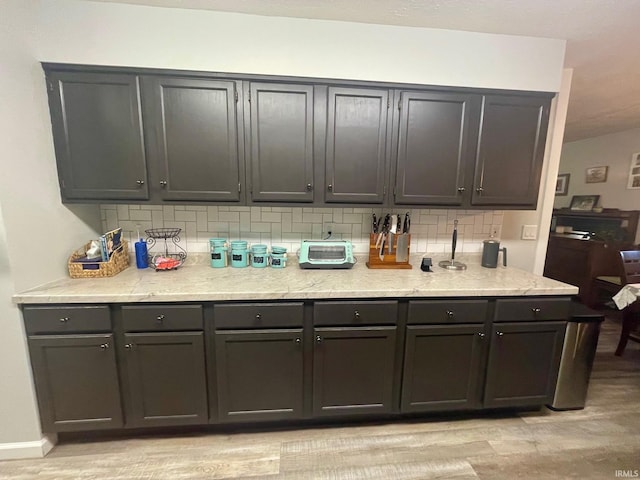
[[366, 233, 412, 269]]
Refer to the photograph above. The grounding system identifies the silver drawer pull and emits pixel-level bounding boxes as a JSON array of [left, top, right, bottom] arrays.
[[295, 338, 301, 344], [446, 310, 454, 318], [315, 335, 322, 344], [477, 332, 485, 338], [256, 313, 262, 320], [354, 310, 360, 319], [100, 343, 110, 350], [156, 314, 165, 322], [531, 308, 541, 313], [496, 331, 504, 337], [125, 343, 133, 350], [59, 317, 69, 323]]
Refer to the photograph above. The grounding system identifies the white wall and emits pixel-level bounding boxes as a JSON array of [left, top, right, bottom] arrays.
[[0, 0, 100, 459], [0, 0, 567, 458], [36, 0, 565, 92], [502, 69, 573, 274], [554, 127, 640, 211]]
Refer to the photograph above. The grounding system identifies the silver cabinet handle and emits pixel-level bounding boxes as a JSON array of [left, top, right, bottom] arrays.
[[496, 331, 504, 337], [446, 310, 454, 318], [125, 343, 133, 350], [354, 310, 360, 319], [306, 184, 313, 191], [295, 338, 301, 344], [315, 335, 322, 344], [136, 180, 145, 185], [256, 313, 262, 320], [531, 308, 541, 313], [156, 314, 165, 322], [59, 317, 69, 323], [328, 184, 333, 192], [457, 187, 465, 193], [160, 181, 167, 187], [477, 332, 485, 338], [476, 187, 483, 193], [100, 343, 110, 350]]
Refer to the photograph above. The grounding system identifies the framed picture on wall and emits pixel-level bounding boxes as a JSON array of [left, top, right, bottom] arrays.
[[555, 173, 570, 195], [627, 152, 640, 189], [585, 166, 608, 183], [569, 194, 600, 211]]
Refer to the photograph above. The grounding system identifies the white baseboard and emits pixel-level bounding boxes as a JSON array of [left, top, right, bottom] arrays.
[[0, 434, 57, 460]]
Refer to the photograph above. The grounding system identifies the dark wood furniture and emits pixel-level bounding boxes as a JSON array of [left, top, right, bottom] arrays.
[[22, 296, 570, 434], [552, 208, 639, 244], [43, 63, 552, 209], [544, 234, 624, 305], [544, 209, 639, 306], [615, 250, 640, 356]]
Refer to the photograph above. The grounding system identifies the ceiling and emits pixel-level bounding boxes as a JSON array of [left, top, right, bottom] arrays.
[[90, 0, 640, 143]]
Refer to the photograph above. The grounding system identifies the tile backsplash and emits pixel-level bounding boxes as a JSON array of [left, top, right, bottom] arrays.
[[101, 205, 503, 256]]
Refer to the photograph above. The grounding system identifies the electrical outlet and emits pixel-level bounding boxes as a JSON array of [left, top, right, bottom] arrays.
[[490, 225, 501, 238], [522, 224, 538, 240]]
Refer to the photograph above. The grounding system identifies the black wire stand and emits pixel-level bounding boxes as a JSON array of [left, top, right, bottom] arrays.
[[145, 228, 187, 270]]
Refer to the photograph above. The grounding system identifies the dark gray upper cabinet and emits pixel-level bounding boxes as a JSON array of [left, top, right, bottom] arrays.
[[46, 71, 149, 201], [247, 82, 315, 202], [142, 77, 243, 202], [325, 87, 390, 204], [472, 94, 551, 207], [394, 91, 479, 206]]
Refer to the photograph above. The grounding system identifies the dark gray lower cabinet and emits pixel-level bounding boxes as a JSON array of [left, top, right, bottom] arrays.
[[483, 321, 565, 408], [312, 327, 396, 416], [401, 325, 485, 413], [28, 334, 123, 432], [122, 332, 208, 427], [215, 329, 304, 422]]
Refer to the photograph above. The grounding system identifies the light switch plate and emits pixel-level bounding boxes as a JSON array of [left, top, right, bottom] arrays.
[[522, 224, 538, 240]]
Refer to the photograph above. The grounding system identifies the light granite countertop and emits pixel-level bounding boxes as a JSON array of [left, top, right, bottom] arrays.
[[13, 253, 578, 304]]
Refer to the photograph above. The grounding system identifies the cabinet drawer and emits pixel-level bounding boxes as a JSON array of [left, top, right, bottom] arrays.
[[122, 305, 203, 331], [23, 305, 111, 334], [215, 303, 303, 329], [494, 297, 571, 322], [314, 301, 398, 326], [408, 300, 488, 324]]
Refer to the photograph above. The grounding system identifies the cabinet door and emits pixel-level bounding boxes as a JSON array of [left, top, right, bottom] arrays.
[[472, 94, 551, 207], [313, 327, 396, 417], [483, 321, 565, 408], [248, 82, 315, 202], [325, 87, 389, 203], [46, 71, 148, 201], [394, 91, 478, 205], [142, 77, 243, 201], [123, 332, 208, 427], [215, 329, 304, 422], [28, 334, 123, 432], [401, 325, 485, 413]]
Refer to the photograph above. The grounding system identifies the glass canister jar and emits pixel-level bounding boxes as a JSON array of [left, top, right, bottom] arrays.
[[250, 244, 268, 268], [270, 246, 287, 268], [209, 238, 228, 268], [230, 240, 249, 268]]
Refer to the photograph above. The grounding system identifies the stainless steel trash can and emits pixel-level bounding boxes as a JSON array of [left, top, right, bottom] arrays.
[[547, 303, 604, 410]]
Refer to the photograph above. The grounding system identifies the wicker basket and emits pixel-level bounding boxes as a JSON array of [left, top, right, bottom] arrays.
[[68, 241, 130, 278]]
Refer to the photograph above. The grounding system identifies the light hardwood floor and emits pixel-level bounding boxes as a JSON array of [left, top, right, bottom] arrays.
[[1, 313, 638, 480]]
